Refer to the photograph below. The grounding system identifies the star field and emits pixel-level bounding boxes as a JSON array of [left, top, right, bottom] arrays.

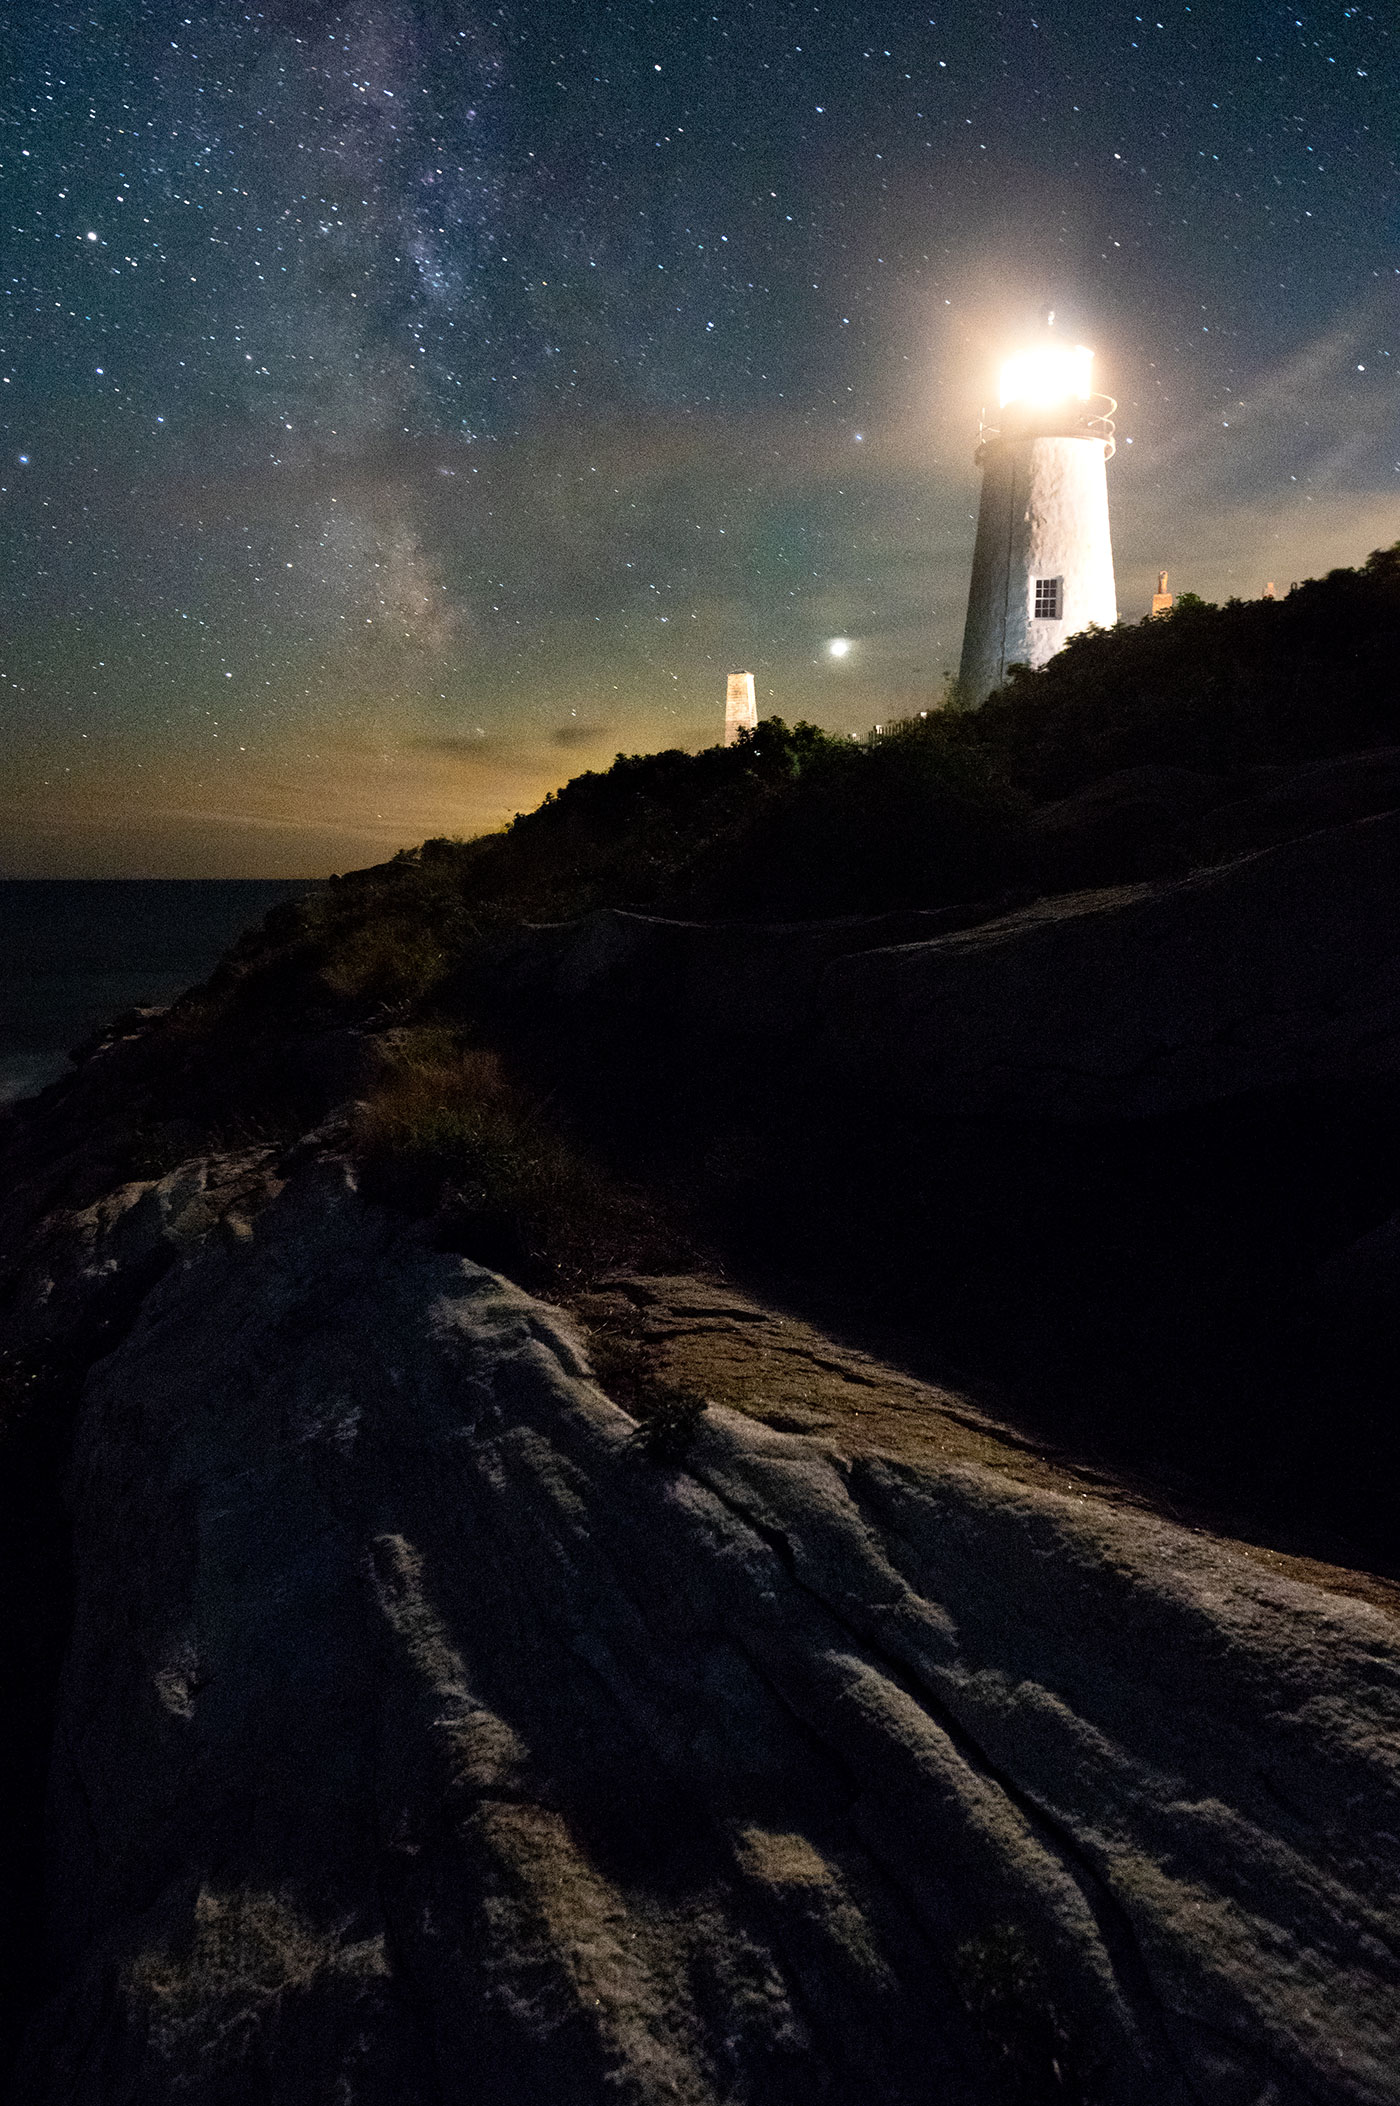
[[2, 1, 1396, 873]]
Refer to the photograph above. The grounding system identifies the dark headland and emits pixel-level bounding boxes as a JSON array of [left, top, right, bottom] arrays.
[[3, 552, 1400, 2105]]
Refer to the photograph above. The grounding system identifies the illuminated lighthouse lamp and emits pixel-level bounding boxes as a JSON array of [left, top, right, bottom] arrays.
[[998, 340, 1094, 412]]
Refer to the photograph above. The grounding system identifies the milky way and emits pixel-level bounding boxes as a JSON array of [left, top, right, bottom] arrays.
[[2, 2, 1396, 873]]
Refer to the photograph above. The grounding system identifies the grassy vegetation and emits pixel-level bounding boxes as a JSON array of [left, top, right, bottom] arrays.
[[624, 1385, 710, 1463], [578, 1309, 713, 1463], [351, 1027, 689, 1287]]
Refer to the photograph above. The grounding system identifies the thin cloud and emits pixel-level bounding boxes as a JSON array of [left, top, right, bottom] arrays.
[[551, 721, 610, 747], [153, 807, 406, 838], [1133, 282, 1400, 499]]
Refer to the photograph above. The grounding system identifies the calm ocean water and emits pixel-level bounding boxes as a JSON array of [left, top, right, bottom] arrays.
[[0, 880, 321, 1105]]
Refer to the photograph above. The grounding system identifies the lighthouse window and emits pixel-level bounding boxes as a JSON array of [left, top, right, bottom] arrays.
[[1033, 576, 1063, 620]]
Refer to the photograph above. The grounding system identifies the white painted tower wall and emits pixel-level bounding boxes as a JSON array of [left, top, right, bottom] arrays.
[[957, 377, 1117, 708], [724, 670, 757, 745]]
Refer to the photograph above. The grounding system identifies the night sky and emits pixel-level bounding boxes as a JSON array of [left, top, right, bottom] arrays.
[[2, 2, 1397, 875]]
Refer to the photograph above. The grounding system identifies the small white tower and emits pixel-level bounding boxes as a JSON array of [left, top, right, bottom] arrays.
[[957, 340, 1117, 708], [724, 670, 757, 745]]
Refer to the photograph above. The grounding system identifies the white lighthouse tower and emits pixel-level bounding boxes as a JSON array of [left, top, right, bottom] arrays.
[[957, 339, 1117, 708]]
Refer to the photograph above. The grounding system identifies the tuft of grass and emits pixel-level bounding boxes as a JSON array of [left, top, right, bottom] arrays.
[[628, 1385, 710, 1464], [351, 1027, 687, 1286], [581, 1319, 711, 1464]]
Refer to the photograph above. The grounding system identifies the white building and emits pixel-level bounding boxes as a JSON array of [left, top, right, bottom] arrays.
[[957, 340, 1117, 708]]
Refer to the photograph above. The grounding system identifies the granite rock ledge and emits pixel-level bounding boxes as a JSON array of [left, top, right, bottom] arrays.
[[11, 1154, 1399, 2104]]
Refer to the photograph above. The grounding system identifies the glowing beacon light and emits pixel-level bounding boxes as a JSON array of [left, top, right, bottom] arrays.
[[998, 341, 1094, 412], [956, 335, 1118, 708]]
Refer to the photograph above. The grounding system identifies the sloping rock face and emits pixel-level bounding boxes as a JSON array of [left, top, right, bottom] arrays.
[[1184, 746, 1400, 867], [1019, 746, 1400, 893], [486, 807, 1400, 1123], [7, 1149, 282, 1362], [14, 1158, 1400, 2104], [821, 808, 1400, 1119], [1025, 766, 1224, 890]]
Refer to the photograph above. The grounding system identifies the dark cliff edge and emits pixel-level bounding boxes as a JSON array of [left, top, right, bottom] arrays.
[[5, 566, 1400, 2100]]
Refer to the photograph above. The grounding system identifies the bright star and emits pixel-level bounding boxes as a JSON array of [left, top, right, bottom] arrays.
[[828, 637, 852, 659]]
